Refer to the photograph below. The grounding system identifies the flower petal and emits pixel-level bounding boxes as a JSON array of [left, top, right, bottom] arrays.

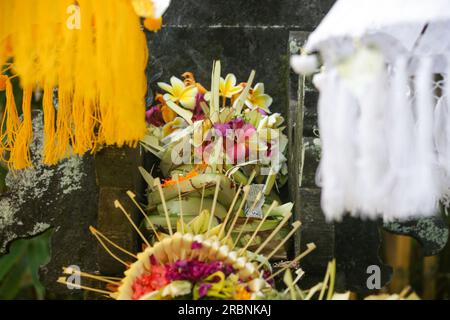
[[170, 76, 186, 96], [252, 83, 265, 96], [158, 82, 174, 94]]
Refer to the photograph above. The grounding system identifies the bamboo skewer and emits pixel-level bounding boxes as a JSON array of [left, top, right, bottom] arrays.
[[90, 230, 130, 267], [218, 184, 242, 239], [239, 201, 278, 255], [207, 175, 222, 235], [176, 174, 185, 233], [222, 185, 250, 244], [198, 184, 206, 215], [254, 211, 293, 255], [231, 190, 264, 250], [326, 259, 336, 300], [283, 269, 305, 295], [154, 178, 173, 236], [256, 221, 302, 267], [89, 226, 137, 260], [115, 200, 151, 248], [62, 267, 119, 285], [266, 243, 316, 280], [319, 261, 332, 300], [127, 191, 162, 242], [57, 277, 113, 296]]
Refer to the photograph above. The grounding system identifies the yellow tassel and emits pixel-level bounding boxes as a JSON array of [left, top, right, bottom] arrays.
[[10, 85, 33, 170], [53, 85, 74, 163], [0, 77, 20, 167], [1, 0, 151, 169], [42, 84, 56, 165]]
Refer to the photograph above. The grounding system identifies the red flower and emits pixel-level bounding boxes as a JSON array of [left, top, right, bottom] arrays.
[[131, 265, 169, 300]]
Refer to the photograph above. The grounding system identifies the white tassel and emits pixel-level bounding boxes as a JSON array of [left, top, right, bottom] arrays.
[[384, 57, 417, 220], [412, 57, 439, 218], [354, 63, 390, 219], [437, 60, 450, 206], [317, 70, 358, 221]]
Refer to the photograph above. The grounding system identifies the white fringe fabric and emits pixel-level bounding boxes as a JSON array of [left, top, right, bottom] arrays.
[[316, 56, 447, 221]]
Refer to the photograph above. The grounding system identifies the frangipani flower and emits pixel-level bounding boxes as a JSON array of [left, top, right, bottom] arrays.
[[219, 74, 243, 98], [204, 74, 243, 102], [245, 83, 273, 113], [158, 76, 198, 110]]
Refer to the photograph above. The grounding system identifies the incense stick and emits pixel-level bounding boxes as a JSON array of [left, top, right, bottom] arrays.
[[126, 190, 162, 242], [115, 200, 151, 248]]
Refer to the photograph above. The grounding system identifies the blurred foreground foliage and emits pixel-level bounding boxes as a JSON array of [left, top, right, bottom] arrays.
[[0, 229, 53, 300]]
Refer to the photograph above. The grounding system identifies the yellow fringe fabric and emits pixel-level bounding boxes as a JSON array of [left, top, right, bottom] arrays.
[[0, 0, 149, 170]]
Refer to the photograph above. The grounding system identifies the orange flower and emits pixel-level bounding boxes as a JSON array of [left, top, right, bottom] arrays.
[[156, 94, 176, 123], [162, 169, 199, 187], [235, 286, 251, 300]]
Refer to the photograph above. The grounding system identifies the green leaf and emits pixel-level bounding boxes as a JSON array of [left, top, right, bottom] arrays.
[[0, 229, 53, 300]]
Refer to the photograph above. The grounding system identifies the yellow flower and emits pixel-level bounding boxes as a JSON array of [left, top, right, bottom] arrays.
[[245, 83, 273, 113], [219, 74, 243, 98], [204, 74, 243, 102], [158, 76, 198, 110]]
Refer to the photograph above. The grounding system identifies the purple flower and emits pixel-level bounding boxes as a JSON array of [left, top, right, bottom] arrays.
[[165, 259, 234, 282], [258, 108, 268, 116], [213, 123, 232, 137], [191, 241, 203, 250], [231, 118, 245, 129], [198, 283, 212, 298], [146, 105, 165, 126], [192, 93, 206, 122]]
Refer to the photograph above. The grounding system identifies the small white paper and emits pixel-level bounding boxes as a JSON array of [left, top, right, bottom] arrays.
[[245, 184, 265, 218]]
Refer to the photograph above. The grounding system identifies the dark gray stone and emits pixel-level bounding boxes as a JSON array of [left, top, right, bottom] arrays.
[[335, 217, 392, 293], [384, 215, 449, 256], [0, 111, 99, 299], [162, 0, 335, 30]]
